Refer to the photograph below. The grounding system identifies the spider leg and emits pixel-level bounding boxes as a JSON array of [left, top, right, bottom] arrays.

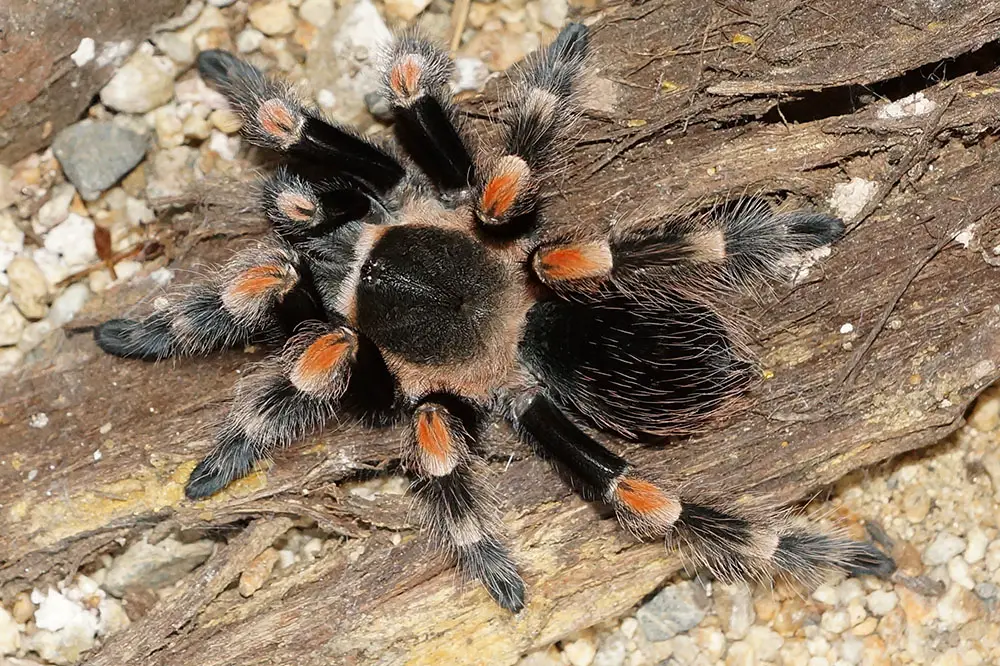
[[381, 36, 475, 193], [476, 23, 589, 229], [94, 242, 316, 360], [510, 391, 896, 585], [185, 322, 357, 499], [404, 395, 525, 612], [261, 167, 377, 240], [533, 198, 845, 294], [197, 50, 406, 193]]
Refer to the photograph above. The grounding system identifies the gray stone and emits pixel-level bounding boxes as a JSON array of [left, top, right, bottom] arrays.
[[103, 536, 214, 596], [52, 121, 148, 201], [636, 580, 709, 642]]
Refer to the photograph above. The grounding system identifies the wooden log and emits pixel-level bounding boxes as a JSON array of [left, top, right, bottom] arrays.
[[1, 1, 999, 664]]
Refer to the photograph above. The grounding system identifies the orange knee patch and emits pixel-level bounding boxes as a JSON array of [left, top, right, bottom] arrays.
[[533, 242, 613, 282], [389, 54, 424, 102], [290, 331, 354, 395], [414, 405, 460, 476], [479, 156, 530, 223], [275, 190, 318, 224], [258, 98, 301, 145], [615, 477, 679, 518], [229, 265, 290, 298]]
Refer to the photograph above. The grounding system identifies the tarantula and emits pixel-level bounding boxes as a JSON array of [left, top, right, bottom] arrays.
[[94, 24, 894, 611]]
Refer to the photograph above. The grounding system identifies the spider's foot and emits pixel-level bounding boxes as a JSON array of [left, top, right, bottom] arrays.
[[459, 536, 526, 613], [840, 540, 897, 579], [94, 317, 174, 361], [184, 456, 237, 499]]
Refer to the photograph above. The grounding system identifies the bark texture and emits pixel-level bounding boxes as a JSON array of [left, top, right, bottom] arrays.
[[2, 1, 1000, 665]]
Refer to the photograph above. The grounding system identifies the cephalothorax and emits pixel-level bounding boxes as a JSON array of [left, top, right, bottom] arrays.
[[95, 24, 893, 611]]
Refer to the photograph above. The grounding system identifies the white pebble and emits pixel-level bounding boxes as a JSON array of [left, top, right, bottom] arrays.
[[820, 610, 850, 635], [29, 413, 49, 429], [248, 0, 297, 36], [71, 38, 96, 67], [865, 590, 897, 616], [236, 27, 266, 53], [299, 0, 334, 26], [812, 584, 839, 606], [100, 49, 177, 114], [877, 92, 937, 120], [947, 556, 976, 590], [924, 532, 967, 566], [0, 606, 20, 656], [837, 635, 864, 665], [44, 213, 98, 271], [93, 450, 102, 461], [745, 626, 783, 662], [563, 636, 596, 666], [965, 528, 988, 564], [48, 283, 91, 327], [620, 617, 638, 639], [829, 178, 877, 222], [839, 323, 854, 334]]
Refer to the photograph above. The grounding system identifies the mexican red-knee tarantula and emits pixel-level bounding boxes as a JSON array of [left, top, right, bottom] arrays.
[[95, 24, 894, 611]]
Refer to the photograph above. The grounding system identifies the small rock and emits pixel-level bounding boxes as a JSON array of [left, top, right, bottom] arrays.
[[7, 256, 49, 319], [901, 486, 931, 523], [753, 593, 779, 623], [592, 633, 626, 666], [519, 646, 563, 666], [692, 626, 726, 661], [820, 609, 851, 635], [0, 297, 28, 346], [636, 581, 709, 641], [236, 27, 267, 53], [745, 625, 783, 661], [452, 57, 491, 94], [924, 532, 966, 566], [563, 634, 597, 666], [48, 283, 91, 327], [19, 319, 55, 354], [778, 639, 811, 666], [936, 585, 984, 627], [299, 0, 334, 26], [974, 582, 997, 600], [846, 598, 867, 627], [538, 0, 568, 28], [100, 48, 177, 114], [715, 583, 755, 639], [877, 92, 936, 120], [383, 0, 431, 22], [772, 597, 816, 637], [53, 122, 148, 201], [146, 146, 199, 201], [812, 584, 839, 607], [828, 178, 877, 222], [897, 587, 934, 626], [249, 0, 298, 36], [30, 587, 100, 663], [861, 635, 888, 666], [35, 182, 77, 233], [43, 213, 97, 271], [620, 617, 638, 639], [947, 556, 976, 590], [238, 547, 280, 597], [0, 347, 25, 375], [865, 590, 897, 616], [103, 537, 214, 596], [851, 616, 877, 636], [726, 641, 755, 666], [97, 597, 130, 636], [0, 210, 25, 271], [891, 540, 924, 576], [12, 590, 35, 624], [0, 606, 20, 656], [964, 528, 989, 564], [153, 106, 185, 149], [969, 386, 1000, 431]]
